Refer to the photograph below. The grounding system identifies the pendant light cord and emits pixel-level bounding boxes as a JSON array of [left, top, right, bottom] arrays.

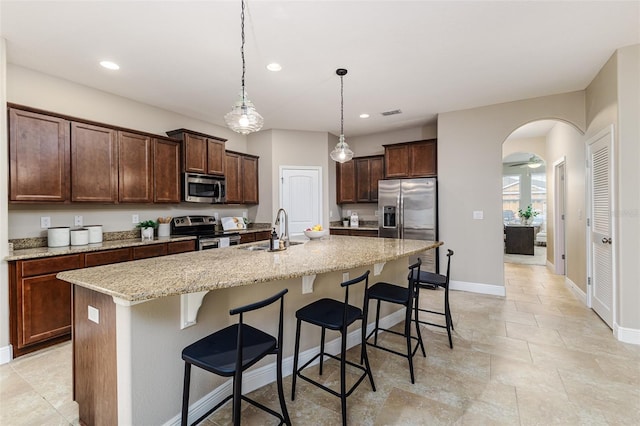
[[340, 74, 344, 137], [241, 0, 246, 105]]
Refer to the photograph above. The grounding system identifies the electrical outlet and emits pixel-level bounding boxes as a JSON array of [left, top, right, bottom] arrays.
[[74, 215, 83, 226], [132, 214, 139, 224], [40, 216, 51, 228], [473, 210, 484, 220]]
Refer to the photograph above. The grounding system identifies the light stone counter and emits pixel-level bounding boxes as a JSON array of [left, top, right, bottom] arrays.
[[5, 235, 196, 261], [57, 236, 441, 302]]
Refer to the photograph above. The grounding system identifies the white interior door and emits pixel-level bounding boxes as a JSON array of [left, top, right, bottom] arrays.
[[280, 167, 322, 237], [588, 126, 614, 328]]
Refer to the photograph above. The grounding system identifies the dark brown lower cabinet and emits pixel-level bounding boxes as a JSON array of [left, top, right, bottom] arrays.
[[9, 239, 196, 357], [330, 228, 379, 237]]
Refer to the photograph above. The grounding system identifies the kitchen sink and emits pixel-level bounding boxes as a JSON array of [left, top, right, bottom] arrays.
[[240, 241, 304, 251]]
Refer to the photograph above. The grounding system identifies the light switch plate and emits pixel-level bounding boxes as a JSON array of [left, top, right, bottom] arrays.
[[88, 305, 100, 324], [132, 214, 139, 224], [74, 215, 83, 226], [473, 211, 484, 220]]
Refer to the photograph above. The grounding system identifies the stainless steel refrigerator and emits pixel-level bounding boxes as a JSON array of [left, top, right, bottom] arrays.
[[378, 178, 438, 272]]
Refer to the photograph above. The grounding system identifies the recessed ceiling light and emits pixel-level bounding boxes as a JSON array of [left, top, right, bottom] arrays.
[[266, 63, 282, 72], [100, 61, 120, 70], [359, 113, 370, 119]]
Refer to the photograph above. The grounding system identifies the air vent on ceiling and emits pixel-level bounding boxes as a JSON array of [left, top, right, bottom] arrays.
[[381, 109, 402, 116]]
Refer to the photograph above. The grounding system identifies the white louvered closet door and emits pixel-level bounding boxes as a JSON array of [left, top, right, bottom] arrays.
[[589, 128, 614, 328]]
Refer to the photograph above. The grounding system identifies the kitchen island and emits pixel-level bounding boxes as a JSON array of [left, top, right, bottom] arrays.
[[58, 235, 441, 425]]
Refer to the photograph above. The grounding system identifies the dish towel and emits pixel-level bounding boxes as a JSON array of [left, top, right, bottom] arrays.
[[218, 237, 230, 248]]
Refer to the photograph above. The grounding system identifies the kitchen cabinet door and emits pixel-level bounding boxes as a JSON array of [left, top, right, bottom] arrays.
[[409, 140, 437, 177], [154, 138, 181, 203], [118, 131, 153, 203], [384, 144, 409, 178], [242, 155, 259, 204], [207, 139, 225, 175], [133, 244, 168, 259], [184, 133, 207, 173], [336, 160, 356, 204], [9, 108, 70, 202], [71, 122, 118, 202], [354, 156, 384, 202], [10, 254, 83, 356], [240, 233, 256, 244], [254, 231, 271, 241], [369, 156, 384, 202], [225, 152, 243, 204]]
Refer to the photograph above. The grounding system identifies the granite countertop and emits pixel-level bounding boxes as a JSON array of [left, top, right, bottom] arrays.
[[57, 236, 442, 302], [5, 236, 197, 261]]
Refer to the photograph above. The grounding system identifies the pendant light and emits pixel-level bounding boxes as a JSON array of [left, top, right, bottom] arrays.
[[224, 0, 264, 135], [330, 68, 354, 163]]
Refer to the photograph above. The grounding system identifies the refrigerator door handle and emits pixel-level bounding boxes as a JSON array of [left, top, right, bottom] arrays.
[[398, 192, 403, 239]]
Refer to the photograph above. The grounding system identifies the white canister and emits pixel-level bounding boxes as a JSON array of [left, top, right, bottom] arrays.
[[70, 228, 89, 246], [85, 225, 103, 244], [47, 227, 70, 247], [157, 223, 170, 238]]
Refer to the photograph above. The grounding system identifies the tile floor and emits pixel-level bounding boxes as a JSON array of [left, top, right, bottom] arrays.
[[1, 263, 639, 425]]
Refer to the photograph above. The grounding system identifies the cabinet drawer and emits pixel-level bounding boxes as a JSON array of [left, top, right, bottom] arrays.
[[167, 240, 196, 254], [20, 254, 84, 277], [254, 231, 271, 241], [330, 229, 350, 236], [351, 229, 379, 237], [85, 248, 132, 267], [133, 244, 167, 259], [240, 233, 256, 244]]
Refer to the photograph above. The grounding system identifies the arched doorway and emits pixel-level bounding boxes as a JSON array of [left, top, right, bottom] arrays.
[[500, 119, 584, 286]]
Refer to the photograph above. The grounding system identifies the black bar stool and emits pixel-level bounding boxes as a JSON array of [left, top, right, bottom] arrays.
[[364, 259, 425, 383], [413, 249, 455, 348], [181, 289, 291, 426], [291, 270, 376, 426]]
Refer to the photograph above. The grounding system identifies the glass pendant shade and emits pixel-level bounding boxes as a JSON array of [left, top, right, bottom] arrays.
[[224, 90, 264, 135], [330, 135, 354, 163]]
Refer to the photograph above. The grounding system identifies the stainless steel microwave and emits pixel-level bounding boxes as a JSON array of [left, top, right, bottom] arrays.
[[183, 173, 226, 203]]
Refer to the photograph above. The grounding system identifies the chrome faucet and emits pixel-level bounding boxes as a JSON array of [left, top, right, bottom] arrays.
[[274, 208, 290, 247]]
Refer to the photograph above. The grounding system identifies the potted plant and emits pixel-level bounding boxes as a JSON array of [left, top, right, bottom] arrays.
[[518, 205, 538, 225], [136, 220, 157, 241], [342, 216, 350, 227]]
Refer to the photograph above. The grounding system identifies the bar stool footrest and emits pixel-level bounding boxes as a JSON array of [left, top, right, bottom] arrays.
[[365, 327, 424, 358], [295, 352, 371, 399]]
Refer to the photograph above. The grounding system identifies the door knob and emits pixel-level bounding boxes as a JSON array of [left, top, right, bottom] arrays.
[[601, 237, 612, 244]]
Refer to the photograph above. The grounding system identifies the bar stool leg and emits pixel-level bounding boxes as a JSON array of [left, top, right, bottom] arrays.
[[232, 370, 242, 426], [374, 300, 382, 345], [340, 329, 348, 426], [181, 363, 191, 426], [414, 290, 426, 357], [404, 306, 415, 384], [276, 342, 292, 425], [291, 318, 301, 401], [319, 327, 326, 375]]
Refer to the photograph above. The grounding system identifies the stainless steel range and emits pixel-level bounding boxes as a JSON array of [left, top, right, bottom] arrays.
[[170, 215, 241, 250]]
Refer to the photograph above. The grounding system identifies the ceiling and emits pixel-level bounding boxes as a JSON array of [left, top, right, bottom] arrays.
[[1, 1, 638, 138]]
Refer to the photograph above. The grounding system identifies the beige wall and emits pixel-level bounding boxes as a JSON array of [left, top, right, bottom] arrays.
[[438, 91, 586, 287], [545, 123, 586, 288], [247, 129, 274, 223], [502, 136, 546, 160], [615, 45, 640, 330]]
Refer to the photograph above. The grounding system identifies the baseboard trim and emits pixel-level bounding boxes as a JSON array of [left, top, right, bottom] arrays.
[[164, 309, 406, 426], [565, 277, 587, 305], [0, 345, 13, 365], [614, 323, 640, 345], [449, 280, 506, 297]]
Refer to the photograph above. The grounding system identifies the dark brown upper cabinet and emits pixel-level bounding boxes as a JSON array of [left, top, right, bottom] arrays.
[[8, 108, 70, 202], [166, 128, 226, 175], [153, 138, 181, 203], [71, 122, 118, 203], [337, 155, 384, 204], [118, 131, 153, 203], [384, 139, 437, 178], [225, 151, 259, 205]]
